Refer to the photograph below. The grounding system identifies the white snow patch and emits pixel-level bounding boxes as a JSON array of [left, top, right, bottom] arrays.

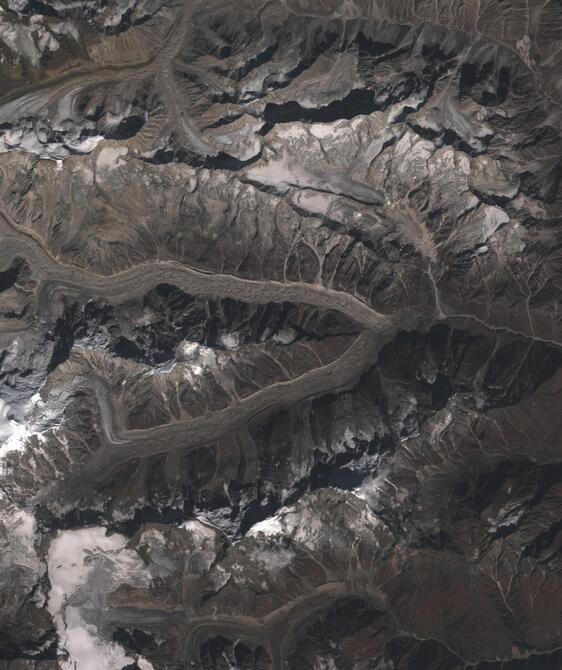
[[0, 399, 30, 458], [314, 655, 338, 670], [275, 123, 308, 140], [248, 503, 328, 549], [176, 341, 220, 377], [480, 205, 510, 241], [218, 332, 239, 350], [0, 17, 40, 65], [47, 527, 151, 670], [177, 341, 201, 360], [248, 545, 294, 575], [138, 526, 166, 546], [96, 146, 128, 174], [180, 519, 217, 542], [51, 22, 80, 41], [272, 328, 297, 345], [1, 508, 40, 572], [309, 122, 336, 139], [249, 490, 385, 551], [330, 423, 377, 456], [177, 520, 220, 572], [6, 0, 28, 11], [0, 394, 52, 471], [247, 515, 284, 538], [73, 134, 104, 154]]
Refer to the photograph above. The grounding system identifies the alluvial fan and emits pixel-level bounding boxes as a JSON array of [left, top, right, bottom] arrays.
[[0, 0, 562, 668]]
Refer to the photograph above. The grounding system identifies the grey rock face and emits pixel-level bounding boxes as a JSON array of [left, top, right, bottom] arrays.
[[0, 0, 562, 668]]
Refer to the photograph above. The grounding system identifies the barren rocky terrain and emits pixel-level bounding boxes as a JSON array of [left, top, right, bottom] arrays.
[[0, 0, 561, 668]]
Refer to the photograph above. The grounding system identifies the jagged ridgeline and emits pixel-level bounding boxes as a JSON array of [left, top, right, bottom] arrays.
[[0, 0, 562, 668]]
